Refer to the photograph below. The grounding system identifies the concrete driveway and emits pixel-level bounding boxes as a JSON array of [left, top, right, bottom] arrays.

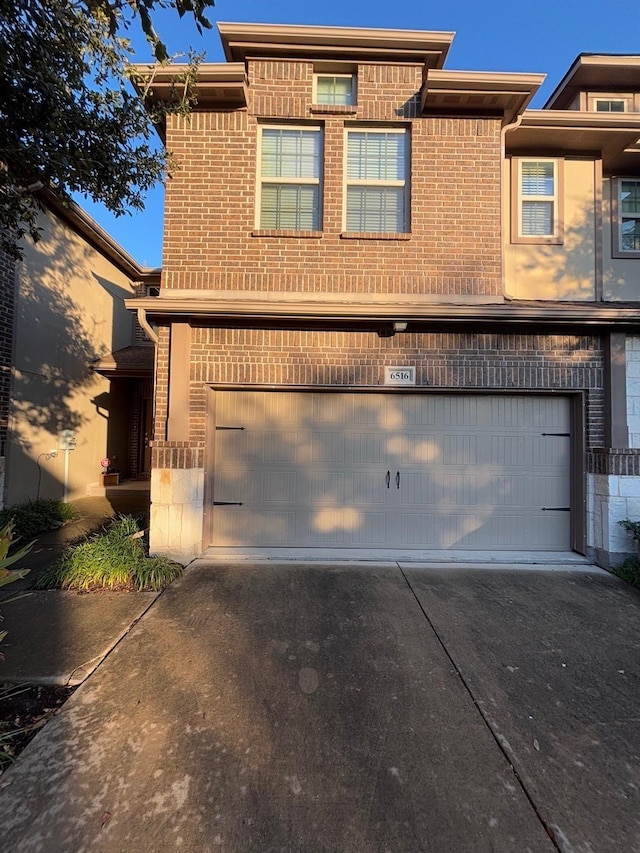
[[1, 560, 639, 852]]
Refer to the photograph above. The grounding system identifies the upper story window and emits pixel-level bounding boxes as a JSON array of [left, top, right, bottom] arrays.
[[344, 128, 409, 233], [512, 158, 563, 244], [594, 98, 626, 112], [587, 92, 635, 112], [314, 74, 356, 106], [612, 178, 640, 257], [257, 126, 322, 231]]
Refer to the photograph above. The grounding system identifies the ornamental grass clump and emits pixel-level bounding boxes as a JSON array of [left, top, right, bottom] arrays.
[[35, 515, 183, 592], [0, 499, 77, 541]]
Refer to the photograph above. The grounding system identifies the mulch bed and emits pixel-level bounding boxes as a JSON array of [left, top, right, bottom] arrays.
[[0, 683, 75, 774]]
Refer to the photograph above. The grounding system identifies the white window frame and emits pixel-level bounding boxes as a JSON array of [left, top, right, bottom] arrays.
[[255, 124, 323, 232], [313, 74, 356, 106], [343, 127, 410, 234], [511, 157, 563, 244], [612, 177, 640, 258], [593, 98, 627, 113]]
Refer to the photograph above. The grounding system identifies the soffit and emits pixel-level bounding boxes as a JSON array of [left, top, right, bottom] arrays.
[[421, 70, 544, 124], [127, 296, 640, 330], [545, 55, 640, 110], [507, 110, 640, 173], [130, 63, 248, 109], [217, 22, 454, 68]]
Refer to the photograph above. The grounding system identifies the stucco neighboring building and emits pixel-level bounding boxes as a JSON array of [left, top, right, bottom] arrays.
[[0, 191, 158, 507], [129, 24, 640, 567]]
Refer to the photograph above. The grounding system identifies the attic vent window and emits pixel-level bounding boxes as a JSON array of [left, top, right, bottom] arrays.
[[594, 99, 626, 112], [314, 74, 356, 106]]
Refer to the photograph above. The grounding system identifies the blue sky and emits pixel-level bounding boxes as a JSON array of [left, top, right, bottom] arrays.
[[75, 0, 640, 268]]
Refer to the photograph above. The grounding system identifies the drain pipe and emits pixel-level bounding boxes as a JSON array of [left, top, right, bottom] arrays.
[[500, 114, 524, 299]]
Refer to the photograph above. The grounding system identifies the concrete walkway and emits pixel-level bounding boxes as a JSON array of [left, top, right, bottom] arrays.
[[1, 559, 639, 851], [1, 489, 153, 685]]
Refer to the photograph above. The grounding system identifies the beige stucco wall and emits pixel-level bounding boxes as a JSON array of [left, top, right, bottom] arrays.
[[5, 208, 135, 504], [504, 158, 596, 301], [602, 177, 640, 302]]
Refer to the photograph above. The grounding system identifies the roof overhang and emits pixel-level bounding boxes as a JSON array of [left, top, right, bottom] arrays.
[[422, 70, 545, 124], [93, 345, 155, 378], [130, 62, 248, 109], [545, 54, 640, 110], [217, 22, 454, 68], [506, 110, 640, 173], [127, 295, 640, 332]]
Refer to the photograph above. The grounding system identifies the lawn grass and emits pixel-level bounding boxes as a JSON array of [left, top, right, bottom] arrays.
[[35, 515, 183, 592]]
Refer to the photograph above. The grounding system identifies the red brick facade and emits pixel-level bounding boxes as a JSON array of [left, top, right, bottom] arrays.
[[161, 60, 502, 297]]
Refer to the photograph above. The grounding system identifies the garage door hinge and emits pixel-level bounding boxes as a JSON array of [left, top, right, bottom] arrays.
[[541, 507, 571, 511], [216, 426, 245, 431], [213, 501, 244, 506], [541, 432, 570, 437]]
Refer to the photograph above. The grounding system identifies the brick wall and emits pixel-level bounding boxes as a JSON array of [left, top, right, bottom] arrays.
[[0, 247, 16, 460], [153, 328, 605, 467], [161, 60, 503, 297]]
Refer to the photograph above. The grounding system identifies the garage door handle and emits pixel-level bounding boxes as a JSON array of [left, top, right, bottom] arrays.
[[386, 470, 390, 489], [396, 471, 400, 489]]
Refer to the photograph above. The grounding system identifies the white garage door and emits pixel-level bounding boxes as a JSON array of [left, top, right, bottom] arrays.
[[209, 392, 571, 550]]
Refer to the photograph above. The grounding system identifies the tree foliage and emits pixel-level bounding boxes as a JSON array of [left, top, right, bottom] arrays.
[[0, 0, 214, 257]]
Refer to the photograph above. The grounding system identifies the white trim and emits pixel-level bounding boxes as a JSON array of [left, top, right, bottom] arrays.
[[343, 126, 410, 233], [515, 157, 562, 241], [313, 73, 357, 106], [255, 124, 323, 231]]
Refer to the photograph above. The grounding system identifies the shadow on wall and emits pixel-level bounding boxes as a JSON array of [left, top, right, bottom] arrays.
[[507, 174, 640, 303], [207, 350, 572, 552], [6, 213, 135, 504]]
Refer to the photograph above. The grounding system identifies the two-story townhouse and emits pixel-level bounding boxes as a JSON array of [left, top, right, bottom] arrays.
[[130, 24, 640, 567], [0, 190, 158, 507]]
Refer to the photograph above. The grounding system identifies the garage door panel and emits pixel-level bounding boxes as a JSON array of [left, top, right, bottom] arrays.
[[210, 392, 572, 550]]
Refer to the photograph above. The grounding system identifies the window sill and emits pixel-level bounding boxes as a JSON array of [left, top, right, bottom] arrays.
[[309, 104, 358, 114], [511, 236, 563, 246], [612, 249, 640, 260], [252, 230, 323, 239], [340, 232, 411, 241]]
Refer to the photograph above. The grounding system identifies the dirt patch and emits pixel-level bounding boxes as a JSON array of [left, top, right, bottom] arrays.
[[0, 683, 75, 774]]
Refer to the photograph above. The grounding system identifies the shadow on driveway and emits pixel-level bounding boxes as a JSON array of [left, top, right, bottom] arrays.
[[0, 560, 637, 852]]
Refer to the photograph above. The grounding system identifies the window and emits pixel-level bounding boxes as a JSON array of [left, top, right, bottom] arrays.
[[345, 129, 409, 233], [512, 158, 563, 243], [594, 99, 626, 112], [613, 178, 640, 255], [258, 126, 322, 230], [314, 74, 356, 106]]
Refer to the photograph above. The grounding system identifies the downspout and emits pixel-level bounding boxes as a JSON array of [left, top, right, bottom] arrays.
[[500, 114, 524, 299], [137, 307, 159, 344]]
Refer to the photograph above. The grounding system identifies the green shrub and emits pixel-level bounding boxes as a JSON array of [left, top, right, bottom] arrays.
[[0, 521, 31, 659], [35, 515, 183, 592], [0, 500, 77, 542]]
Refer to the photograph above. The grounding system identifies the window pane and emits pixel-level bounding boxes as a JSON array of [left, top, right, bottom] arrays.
[[346, 186, 405, 232], [261, 129, 320, 179], [521, 161, 554, 196], [316, 76, 354, 106], [621, 181, 640, 215], [622, 218, 640, 251], [521, 200, 553, 236], [260, 184, 319, 230], [596, 100, 625, 112], [347, 132, 406, 181]]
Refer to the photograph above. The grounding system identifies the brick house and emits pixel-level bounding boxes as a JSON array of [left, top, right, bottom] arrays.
[[130, 24, 640, 567], [0, 191, 158, 507]]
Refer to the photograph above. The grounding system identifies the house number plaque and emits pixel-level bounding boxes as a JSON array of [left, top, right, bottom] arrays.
[[384, 367, 416, 386]]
